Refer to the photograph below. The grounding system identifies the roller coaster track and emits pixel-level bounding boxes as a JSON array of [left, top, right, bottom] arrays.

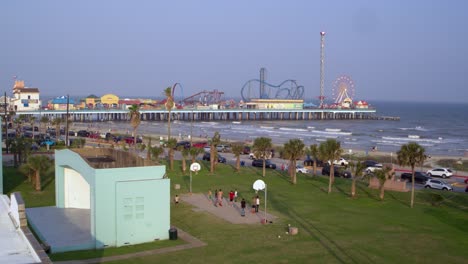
[[241, 79, 304, 102]]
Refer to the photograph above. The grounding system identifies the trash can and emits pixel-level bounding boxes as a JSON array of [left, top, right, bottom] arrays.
[[169, 227, 178, 240]]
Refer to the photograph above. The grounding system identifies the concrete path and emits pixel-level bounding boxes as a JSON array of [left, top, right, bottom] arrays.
[[54, 228, 206, 264], [180, 193, 277, 224]]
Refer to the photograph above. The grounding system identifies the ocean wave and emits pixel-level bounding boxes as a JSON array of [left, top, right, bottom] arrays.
[[279, 127, 308, 132], [382, 136, 442, 144], [311, 130, 352, 136], [260, 126, 275, 129]]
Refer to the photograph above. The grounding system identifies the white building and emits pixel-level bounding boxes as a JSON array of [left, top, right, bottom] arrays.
[[12, 80, 42, 111]]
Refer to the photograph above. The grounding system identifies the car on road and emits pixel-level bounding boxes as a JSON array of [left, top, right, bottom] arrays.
[[39, 137, 55, 146], [296, 165, 309, 174], [202, 152, 226, 163], [124, 136, 142, 144], [363, 160, 382, 168], [252, 159, 276, 169], [203, 146, 211, 152], [304, 158, 325, 167], [426, 168, 453, 178], [424, 179, 453, 191], [400, 171, 431, 184], [332, 158, 349, 166], [321, 164, 352, 178], [192, 142, 208, 148], [243, 146, 251, 155]]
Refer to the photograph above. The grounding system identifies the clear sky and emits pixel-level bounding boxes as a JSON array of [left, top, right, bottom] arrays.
[[1, 0, 467, 103]]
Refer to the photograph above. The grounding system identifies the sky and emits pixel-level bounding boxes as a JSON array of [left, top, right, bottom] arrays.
[[1, 0, 467, 103]]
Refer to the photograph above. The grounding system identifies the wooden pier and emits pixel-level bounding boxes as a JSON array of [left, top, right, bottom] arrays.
[[12, 108, 397, 122]]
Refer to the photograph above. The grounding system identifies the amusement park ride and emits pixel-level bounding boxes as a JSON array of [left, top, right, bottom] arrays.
[[165, 31, 363, 110]]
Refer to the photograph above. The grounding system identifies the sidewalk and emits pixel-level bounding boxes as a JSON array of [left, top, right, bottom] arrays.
[[180, 193, 277, 224]]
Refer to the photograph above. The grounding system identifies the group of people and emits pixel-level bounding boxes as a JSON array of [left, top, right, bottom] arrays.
[[207, 189, 260, 217], [208, 189, 239, 207]]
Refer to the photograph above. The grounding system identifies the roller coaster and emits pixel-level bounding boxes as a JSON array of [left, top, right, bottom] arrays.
[[240, 68, 304, 101]]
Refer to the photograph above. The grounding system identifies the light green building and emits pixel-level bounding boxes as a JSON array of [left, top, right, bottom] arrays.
[[28, 148, 170, 253]]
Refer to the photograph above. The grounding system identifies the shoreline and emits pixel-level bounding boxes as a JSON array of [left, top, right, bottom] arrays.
[[70, 123, 468, 164]]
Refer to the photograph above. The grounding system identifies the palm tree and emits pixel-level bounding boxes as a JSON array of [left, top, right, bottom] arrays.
[[146, 137, 152, 160], [150, 146, 165, 164], [349, 160, 366, 198], [318, 139, 343, 193], [210, 132, 221, 173], [283, 139, 305, 184], [167, 137, 177, 171], [128, 104, 141, 151], [164, 87, 174, 140], [374, 166, 394, 200], [29, 116, 36, 140], [189, 147, 203, 164], [40, 116, 49, 134], [231, 143, 244, 172], [253, 137, 273, 177], [23, 155, 52, 191], [397, 142, 426, 208], [51, 117, 62, 139], [310, 144, 319, 176], [180, 147, 190, 173]]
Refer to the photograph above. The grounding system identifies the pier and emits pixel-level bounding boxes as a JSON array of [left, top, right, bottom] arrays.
[[10, 108, 393, 122]]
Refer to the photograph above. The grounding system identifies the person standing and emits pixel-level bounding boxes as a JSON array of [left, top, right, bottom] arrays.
[[218, 189, 223, 206], [229, 190, 235, 206], [241, 198, 246, 217], [174, 195, 179, 205], [251, 196, 256, 213], [234, 189, 238, 202], [255, 195, 260, 213], [208, 189, 212, 202], [214, 189, 218, 206]]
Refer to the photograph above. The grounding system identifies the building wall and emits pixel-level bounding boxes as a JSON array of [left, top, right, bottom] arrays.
[[100, 94, 119, 108], [55, 149, 169, 250], [13, 92, 41, 111], [94, 166, 170, 247], [64, 168, 90, 209]]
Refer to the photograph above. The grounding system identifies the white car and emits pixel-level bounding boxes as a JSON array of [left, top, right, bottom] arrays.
[[426, 168, 453, 178], [332, 158, 349, 166], [365, 164, 383, 174], [203, 146, 211, 152], [296, 165, 309, 174], [424, 179, 453, 191]]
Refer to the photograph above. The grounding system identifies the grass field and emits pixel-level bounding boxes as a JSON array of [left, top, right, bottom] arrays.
[[4, 159, 468, 263]]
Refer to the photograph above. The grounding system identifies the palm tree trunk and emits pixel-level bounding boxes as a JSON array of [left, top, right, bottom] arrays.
[[313, 160, 317, 176], [410, 166, 415, 208], [35, 171, 41, 191], [262, 159, 266, 177], [169, 149, 174, 171], [168, 111, 172, 140], [328, 166, 334, 193], [210, 146, 215, 173], [182, 157, 186, 173], [133, 128, 138, 152], [351, 179, 356, 198], [380, 186, 385, 200], [236, 156, 240, 172], [292, 160, 297, 184]]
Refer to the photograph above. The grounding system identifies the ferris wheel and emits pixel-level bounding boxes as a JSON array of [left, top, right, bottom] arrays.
[[332, 75, 355, 104]]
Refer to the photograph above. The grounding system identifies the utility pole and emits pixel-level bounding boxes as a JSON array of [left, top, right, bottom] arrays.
[[4, 92, 8, 153], [65, 94, 70, 147], [319, 31, 326, 108]]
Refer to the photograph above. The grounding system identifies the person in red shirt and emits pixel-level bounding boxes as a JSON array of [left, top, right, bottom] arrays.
[[229, 190, 235, 206]]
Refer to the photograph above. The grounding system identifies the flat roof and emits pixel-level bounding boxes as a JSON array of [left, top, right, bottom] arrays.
[[0, 195, 40, 263]]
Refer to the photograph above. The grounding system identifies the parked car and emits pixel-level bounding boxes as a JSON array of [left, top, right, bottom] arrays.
[[321, 164, 352, 178], [203, 146, 211, 152], [176, 141, 191, 149], [192, 142, 208, 148], [124, 136, 142, 144], [88, 133, 100, 139], [424, 179, 453, 191], [296, 165, 309, 174], [216, 144, 230, 152], [39, 137, 55, 146], [249, 152, 272, 160], [365, 164, 383, 174], [400, 171, 431, 184], [252, 159, 276, 169], [363, 160, 382, 168], [243, 146, 251, 155], [304, 158, 325, 167], [426, 168, 453, 178], [77, 130, 90, 137], [202, 152, 226, 163], [464, 178, 468, 184], [332, 158, 349, 166]]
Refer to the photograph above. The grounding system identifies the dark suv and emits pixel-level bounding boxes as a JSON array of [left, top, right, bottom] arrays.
[[176, 141, 191, 149], [252, 159, 276, 169], [321, 164, 352, 178], [400, 171, 431, 184], [202, 153, 226, 163]]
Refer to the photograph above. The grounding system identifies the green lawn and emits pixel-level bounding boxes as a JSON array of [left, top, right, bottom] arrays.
[[4, 160, 468, 263]]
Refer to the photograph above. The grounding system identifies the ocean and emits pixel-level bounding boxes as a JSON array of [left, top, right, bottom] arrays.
[[100, 101, 468, 157]]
